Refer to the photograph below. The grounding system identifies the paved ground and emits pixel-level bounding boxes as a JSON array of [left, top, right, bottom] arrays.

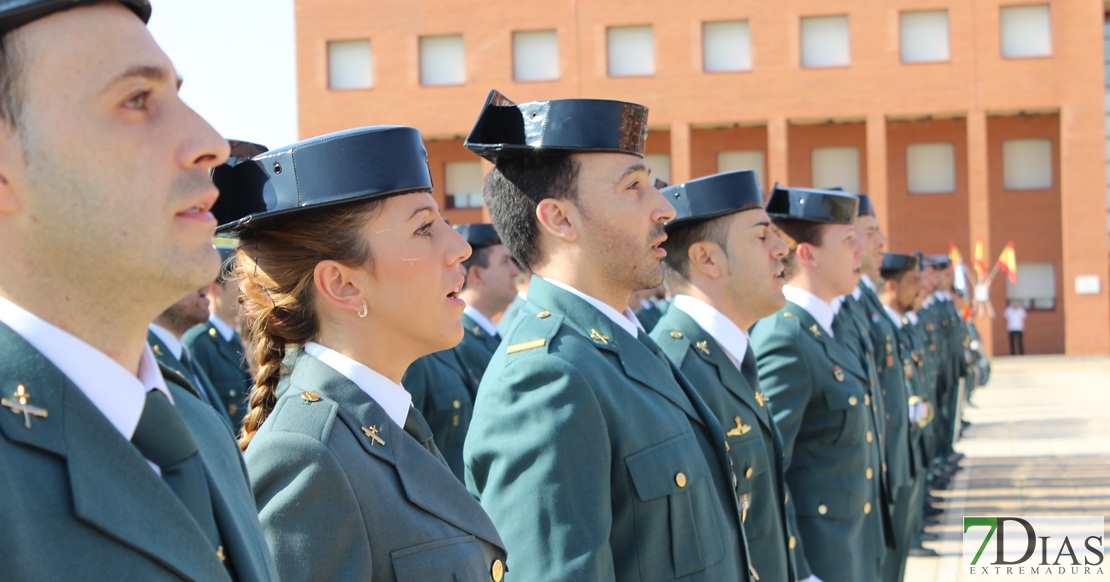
[[905, 356, 1110, 581]]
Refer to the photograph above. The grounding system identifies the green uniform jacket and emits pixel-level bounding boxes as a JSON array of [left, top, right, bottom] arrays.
[[403, 348, 476, 480], [0, 323, 277, 581], [634, 302, 665, 333], [859, 286, 913, 493], [751, 303, 886, 582], [148, 331, 235, 434], [652, 307, 798, 582], [496, 294, 527, 337], [457, 312, 502, 393], [246, 350, 506, 582], [184, 321, 252, 429], [466, 277, 752, 582]]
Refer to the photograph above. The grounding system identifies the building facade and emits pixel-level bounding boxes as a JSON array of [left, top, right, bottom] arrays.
[[296, 0, 1109, 356]]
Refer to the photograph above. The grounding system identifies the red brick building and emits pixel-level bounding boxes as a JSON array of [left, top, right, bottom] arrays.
[[295, 0, 1110, 356]]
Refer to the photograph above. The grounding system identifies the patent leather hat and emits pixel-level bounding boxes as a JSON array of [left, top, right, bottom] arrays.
[[464, 89, 649, 164], [214, 126, 433, 234], [0, 0, 150, 34], [765, 185, 858, 225], [662, 170, 763, 231]]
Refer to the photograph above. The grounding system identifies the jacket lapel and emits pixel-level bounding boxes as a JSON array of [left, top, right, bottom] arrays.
[[0, 324, 228, 581], [287, 353, 504, 550], [528, 279, 703, 425], [793, 304, 869, 386]]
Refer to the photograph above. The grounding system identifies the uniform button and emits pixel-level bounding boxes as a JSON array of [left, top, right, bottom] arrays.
[[745, 467, 753, 479], [866, 468, 873, 480], [784, 493, 789, 504], [848, 396, 859, 406], [491, 558, 505, 582], [864, 502, 872, 514], [883, 462, 888, 473], [866, 431, 873, 443], [885, 414, 891, 420], [818, 504, 828, 515], [864, 395, 871, 406], [453, 400, 461, 409], [675, 472, 687, 488], [229, 390, 237, 397], [790, 536, 797, 549], [301, 391, 320, 402]]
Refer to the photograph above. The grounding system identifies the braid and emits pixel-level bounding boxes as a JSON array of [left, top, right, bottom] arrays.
[[233, 198, 386, 450]]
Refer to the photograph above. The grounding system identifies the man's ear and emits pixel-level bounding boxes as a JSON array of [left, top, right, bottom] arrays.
[[687, 241, 724, 280], [535, 198, 578, 242], [0, 126, 22, 214], [313, 259, 366, 316], [466, 264, 484, 288]]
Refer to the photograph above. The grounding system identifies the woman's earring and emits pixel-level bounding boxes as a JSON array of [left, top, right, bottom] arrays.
[[357, 304, 368, 319]]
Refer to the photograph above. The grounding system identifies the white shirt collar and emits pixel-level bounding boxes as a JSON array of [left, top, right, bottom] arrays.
[[148, 323, 184, 360], [208, 314, 237, 342], [852, 284, 863, 300], [860, 274, 876, 292], [0, 294, 171, 443], [934, 290, 948, 301], [463, 305, 499, 337], [782, 285, 836, 338], [882, 304, 904, 329], [303, 341, 412, 429], [672, 295, 748, 368], [906, 311, 920, 325], [543, 278, 643, 338]]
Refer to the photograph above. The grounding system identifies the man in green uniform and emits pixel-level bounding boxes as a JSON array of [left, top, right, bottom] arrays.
[[649, 170, 801, 582], [0, 2, 276, 578], [751, 186, 887, 582], [464, 90, 754, 581], [183, 246, 252, 429]]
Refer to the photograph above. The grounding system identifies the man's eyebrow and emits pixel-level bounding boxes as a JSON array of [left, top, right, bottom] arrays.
[[103, 65, 183, 92], [616, 163, 650, 183], [750, 220, 772, 229]]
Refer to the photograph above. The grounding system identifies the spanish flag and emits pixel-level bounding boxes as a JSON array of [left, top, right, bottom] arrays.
[[948, 242, 963, 267], [973, 240, 987, 279], [997, 242, 1017, 284]]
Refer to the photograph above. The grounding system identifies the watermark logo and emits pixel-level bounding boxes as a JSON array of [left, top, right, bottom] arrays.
[[963, 516, 1105, 577]]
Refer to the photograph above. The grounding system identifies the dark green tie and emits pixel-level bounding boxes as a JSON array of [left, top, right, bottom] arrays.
[[740, 345, 760, 390], [403, 406, 445, 464], [132, 390, 220, 548]]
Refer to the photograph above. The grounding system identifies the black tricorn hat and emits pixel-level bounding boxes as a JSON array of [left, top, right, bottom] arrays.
[[0, 0, 150, 34], [210, 140, 268, 225], [214, 126, 432, 234], [881, 253, 918, 273], [924, 255, 952, 269], [856, 194, 875, 217], [662, 170, 763, 231], [453, 223, 500, 248], [765, 185, 858, 225], [464, 89, 649, 164]]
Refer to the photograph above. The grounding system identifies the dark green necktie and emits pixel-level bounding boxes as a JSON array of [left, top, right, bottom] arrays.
[[740, 345, 760, 390], [403, 406, 445, 464], [132, 390, 220, 548]]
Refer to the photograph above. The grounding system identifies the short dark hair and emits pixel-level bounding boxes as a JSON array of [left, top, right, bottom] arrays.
[[460, 245, 495, 290], [483, 154, 579, 272], [0, 32, 26, 128], [773, 219, 827, 280], [880, 267, 911, 284], [661, 216, 731, 291]]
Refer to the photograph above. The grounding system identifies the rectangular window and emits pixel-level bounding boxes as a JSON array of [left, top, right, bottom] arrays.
[[445, 162, 484, 209], [513, 30, 559, 81], [1002, 138, 1053, 190], [1000, 4, 1052, 58], [906, 143, 956, 194], [900, 10, 949, 63], [327, 39, 372, 90], [800, 15, 850, 68], [811, 146, 859, 192], [717, 150, 765, 186], [607, 25, 655, 77], [702, 20, 752, 73], [1006, 261, 1055, 310], [644, 154, 671, 185], [420, 34, 466, 86]]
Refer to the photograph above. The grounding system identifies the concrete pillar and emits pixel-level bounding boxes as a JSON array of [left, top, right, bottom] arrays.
[[966, 109, 993, 356], [669, 121, 692, 185], [767, 117, 789, 186], [865, 113, 889, 232]]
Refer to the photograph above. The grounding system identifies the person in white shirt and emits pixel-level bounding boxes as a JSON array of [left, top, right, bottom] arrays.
[[1004, 300, 1027, 355], [0, 1, 276, 579]]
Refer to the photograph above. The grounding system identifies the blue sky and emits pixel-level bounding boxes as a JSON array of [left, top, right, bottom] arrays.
[[148, 0, 299, 150]]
